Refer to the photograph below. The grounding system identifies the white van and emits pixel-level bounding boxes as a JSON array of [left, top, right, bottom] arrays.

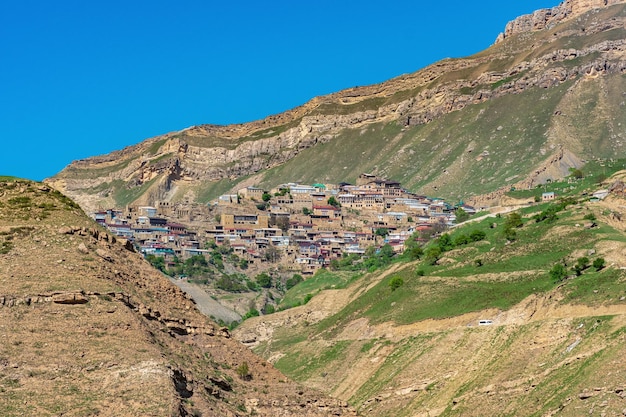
[[478, 320, 493, 326]]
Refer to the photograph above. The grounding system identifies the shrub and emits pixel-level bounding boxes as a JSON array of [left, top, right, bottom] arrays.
[[216, 275, 247, 292], [469, 230, 486, 242], [285, 274, 303, 290], [570, 168, 583, 179], [437, 233, 454, 251], [389, 276, 404, 291], [236, 362, 251, 380], [453, 234, 470, 246], [583, 213, 596, 221], [504, 227, 517, 241], [405, 245, 423, 260], [241, 309, 259, 321]]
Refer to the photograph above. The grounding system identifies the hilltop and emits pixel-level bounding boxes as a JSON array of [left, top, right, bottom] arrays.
[[49, 0, 626, 213], [0, 179, 357, 416]]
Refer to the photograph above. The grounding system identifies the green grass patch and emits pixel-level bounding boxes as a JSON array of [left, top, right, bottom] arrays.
[[561, 267, 625, 306], [274, 340, 352, 381], [351, 334, 439, 407], [112, 177, 159, 207], [147, 138, 167, 155], [279, 270, 360, 309]]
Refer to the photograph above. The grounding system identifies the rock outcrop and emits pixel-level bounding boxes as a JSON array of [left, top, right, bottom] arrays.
[[496, 0, 626, 42]]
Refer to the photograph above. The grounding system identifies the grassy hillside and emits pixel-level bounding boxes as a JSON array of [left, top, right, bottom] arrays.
[[236, 187, 626, 416], [258, 82, 579, 200]]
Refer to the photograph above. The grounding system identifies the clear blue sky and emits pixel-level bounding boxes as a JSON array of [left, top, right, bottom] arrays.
[[0, 0, 557, 181]]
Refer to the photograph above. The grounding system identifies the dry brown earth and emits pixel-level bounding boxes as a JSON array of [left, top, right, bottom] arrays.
[[0, 180, 357, 416]]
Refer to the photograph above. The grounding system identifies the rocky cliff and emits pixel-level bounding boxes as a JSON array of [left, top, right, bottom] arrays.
[[497, 0, 626, 42], [50, 0, 626, 212]]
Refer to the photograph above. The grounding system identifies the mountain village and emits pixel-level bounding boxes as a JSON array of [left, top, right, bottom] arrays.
[[94, 174, 475, 275]]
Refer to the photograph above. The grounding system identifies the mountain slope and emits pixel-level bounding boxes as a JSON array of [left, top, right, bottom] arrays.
[[50, 0, 626, 212], [233, 189, 626, 416], [0, 179, 356, 416]]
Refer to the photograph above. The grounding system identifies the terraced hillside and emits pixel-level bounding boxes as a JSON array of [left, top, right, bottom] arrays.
[[0, 179, 357, 417], [50, 0, 626, 212], [234, 184, 626, 416]]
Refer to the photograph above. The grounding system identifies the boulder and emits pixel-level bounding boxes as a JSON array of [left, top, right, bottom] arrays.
[[52, 293, 89, 305]]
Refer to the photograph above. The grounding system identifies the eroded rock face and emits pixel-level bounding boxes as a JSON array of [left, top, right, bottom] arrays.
[[496, 0, 626, 42]]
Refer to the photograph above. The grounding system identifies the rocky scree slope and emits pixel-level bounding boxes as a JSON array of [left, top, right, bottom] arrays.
[[50, 0, 626, 212], [0, 180, 356, 417]]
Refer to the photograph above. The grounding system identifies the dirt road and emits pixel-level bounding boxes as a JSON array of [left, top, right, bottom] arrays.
[[170, 278, 242, 324]]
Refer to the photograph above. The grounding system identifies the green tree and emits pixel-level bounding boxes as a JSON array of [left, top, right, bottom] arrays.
[[406, 245, 423, 260], [424, 246, 442, 265], [375, 228, 389, 238], [593, 257, 605, 271], [255, 272, 272, 288], [378, 244, 395, 262], [146, 254, 166, 272], [505, 212, 523, 229], [455, 207, 469, 223], [437, 233, 453, 251], [574, 257, 589, 276], [327, 196, 340, 207], [549, 263, 567, 282], [302, 207, 312, 215], [215, 275, 246, 292], [262, 192, 272, 202]]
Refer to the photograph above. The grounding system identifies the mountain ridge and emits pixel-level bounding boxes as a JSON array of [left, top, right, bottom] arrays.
[[49, 0, 626, 212]]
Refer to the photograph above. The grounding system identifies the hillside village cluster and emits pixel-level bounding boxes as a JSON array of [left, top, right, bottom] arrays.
[[94, 174, 474, 275]]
